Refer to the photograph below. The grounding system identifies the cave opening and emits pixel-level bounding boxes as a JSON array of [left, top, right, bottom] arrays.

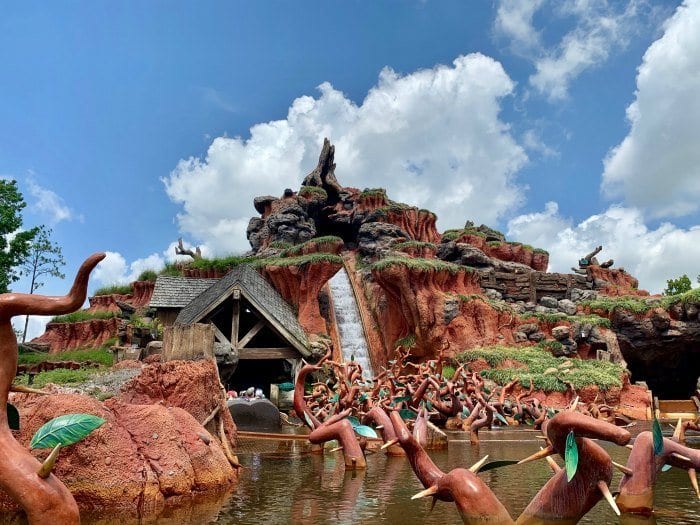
[[624, 344, 700, 400]]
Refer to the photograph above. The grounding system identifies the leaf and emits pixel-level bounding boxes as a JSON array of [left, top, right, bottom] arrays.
[[494, 412, 509, 426], [462, 406, 471, 417], [661, 464, 672, 472], [653, 417, 664, 456], [425, 400, 433, 411], [346, 416, 361, 428], [7, 403, 19, 431], [329, 393, 340, 403], [390, 395, 411, 406], [359, 393, 368, 403], [353, 425, 378, 439], [30, 413, 105, 450], [398, 409, 415, 420], [565, 430, 578, 482], [479, 460, 519, 473]]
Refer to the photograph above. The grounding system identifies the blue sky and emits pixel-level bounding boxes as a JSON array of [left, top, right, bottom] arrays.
[[3, 0, 699, 338]]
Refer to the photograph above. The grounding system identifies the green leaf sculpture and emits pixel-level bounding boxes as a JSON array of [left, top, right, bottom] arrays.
[[652, 417, 664, 456], [346, 416, 361, 427], [353, 425, 378, 439], [494, 412, 509, 426], [565, 430, 579, 482], [661, 464, 672, 472], [398, 409, 415, 420], [30, 413, 105, 450], [7, 402, 19, 431]]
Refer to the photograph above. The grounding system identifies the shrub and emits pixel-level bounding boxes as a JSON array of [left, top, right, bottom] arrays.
[[137, 269, 158, 282], [93, 284, 132, 296], [299, 186, 328, 198], [158, 263, 182, 277], [394, 334, 416, 349]]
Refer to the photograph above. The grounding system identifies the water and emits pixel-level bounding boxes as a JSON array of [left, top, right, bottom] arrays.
[[214, 426, 700, 525], [13, 426, 700, 524], [328, 268, 373, 377]]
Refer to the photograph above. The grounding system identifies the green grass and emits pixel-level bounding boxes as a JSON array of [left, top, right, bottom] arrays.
[[370, 257, 468, 274], [518, 312, 611, 328], [158, 263, 182, 277], [136, 269, 158, 282], [580, 296, 653, 314], [487, 241, 503, 247], [50, 311, 118, 324], [93, 284, 132, 296], [299, 186, 328, 199], [537, 340, 564, 352], [15, 368, 97, 388], [393, 240, 437, 251], [441, 227, 488, 241], [359, 188, 387, 198], [283, 236, 344, 256], [394, 334, 416, 349], [190, 254, 260, 273], [533, 248, 549, 255], [457, 345, 623, 392], [268, 240, 293, 250], [254, 253, 343, 268], [18, 347, 113, 366], [441, 365, 456, 380]]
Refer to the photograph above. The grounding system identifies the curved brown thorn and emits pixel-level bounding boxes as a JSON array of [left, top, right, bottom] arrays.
[[37, 444, 62, 479], [597, 481, 620, 516]]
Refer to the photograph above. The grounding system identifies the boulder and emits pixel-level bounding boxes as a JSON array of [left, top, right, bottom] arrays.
[[357, 222, 408, 257], [570, 288, 597, 302], [539, 296, 559, 309], [557, 299, 577, 316], [551, 326, 570, 341]]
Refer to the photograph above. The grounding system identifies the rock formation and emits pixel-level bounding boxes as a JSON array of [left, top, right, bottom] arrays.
[[2, 360, 237, 517]]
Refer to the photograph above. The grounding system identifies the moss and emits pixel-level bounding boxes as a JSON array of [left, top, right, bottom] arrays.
[[370, 257, 468, 274], [299, 186, 328, 199], [533, 248, 549, 255], [254, 253, 343, 268], [457, 345, 623, 392], [268, 240, 293, 250], [487, 241, 503, 247], [441, 365, 456, 380], [93, 284, 132, 296], [51, 311, 118, 324], [441, 227, 487, 241]]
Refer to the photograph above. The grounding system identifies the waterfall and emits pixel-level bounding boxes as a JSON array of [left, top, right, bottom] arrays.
[[328, 268, 373, 378]]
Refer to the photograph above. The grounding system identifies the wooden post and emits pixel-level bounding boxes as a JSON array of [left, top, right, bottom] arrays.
[[162, 323, 214, 361], [231, 293, 240, 351]]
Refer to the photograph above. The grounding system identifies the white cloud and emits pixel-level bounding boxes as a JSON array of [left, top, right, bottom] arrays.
[[602, 0, 700, 218], [26, 178, 76, 224], [507, 203, 700, 294], [93, 251, 166, 287], [495, 0, 651, 101], [13, 315, 52, 343], [165, 54, 528, 254], [494, 0, 545, 53]]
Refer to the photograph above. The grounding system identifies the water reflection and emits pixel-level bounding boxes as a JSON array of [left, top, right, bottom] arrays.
[[4, 427, 700, 524]]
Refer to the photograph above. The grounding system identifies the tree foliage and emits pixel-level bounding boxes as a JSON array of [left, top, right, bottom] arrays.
[[0, 180, 38, 293], [664, 274, 692, 296]]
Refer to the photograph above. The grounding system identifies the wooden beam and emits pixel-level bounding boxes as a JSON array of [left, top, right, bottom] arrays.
[[211, 324, 230, 345], [237, 320, 264, 348], [238, 347, 299, 360], [231, 298, 240, 350]]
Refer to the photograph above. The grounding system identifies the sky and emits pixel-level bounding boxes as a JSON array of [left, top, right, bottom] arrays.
[[2, 0, 700, 339]]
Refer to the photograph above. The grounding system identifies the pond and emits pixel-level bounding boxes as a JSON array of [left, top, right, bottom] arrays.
[[217, 424, 700, 525], [7, 424, 700, 525]]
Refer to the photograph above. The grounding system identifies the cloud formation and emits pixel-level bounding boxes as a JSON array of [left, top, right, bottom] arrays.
[[602, 0, 700, 218], [26, 178, 76, 224], [495, 0, 650, 100], [164, 54, 527, 254], [507, 202, 700, 294]]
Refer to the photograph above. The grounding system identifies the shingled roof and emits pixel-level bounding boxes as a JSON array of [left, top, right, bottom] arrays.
[[175, 265, 309, 355], [149, 276, 220, 309]]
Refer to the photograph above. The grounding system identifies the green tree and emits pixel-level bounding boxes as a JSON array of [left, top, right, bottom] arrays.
[[0, 180, 38, 294], [664, 274, 692, 296], [20, 226, 66, 342]]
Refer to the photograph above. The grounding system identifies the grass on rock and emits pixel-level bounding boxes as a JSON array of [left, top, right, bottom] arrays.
[[18, 347, 113, 366], [371, 257, 468, 274], [93, 284, 132, 296], [457, 345, 624, 392], [51, 311, 118, 324]]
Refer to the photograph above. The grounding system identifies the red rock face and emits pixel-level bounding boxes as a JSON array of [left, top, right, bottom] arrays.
[[450, 234, 549, 271], [380, 208, 440, 244], [32, 317, 122, 354], [130, 281, 155, 307], [369, 263, 514, 358], [88, 295, 129, 313], [261, 260, 342, 335], [588, 266, 648, 296], [1, 360, 237, 517]]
